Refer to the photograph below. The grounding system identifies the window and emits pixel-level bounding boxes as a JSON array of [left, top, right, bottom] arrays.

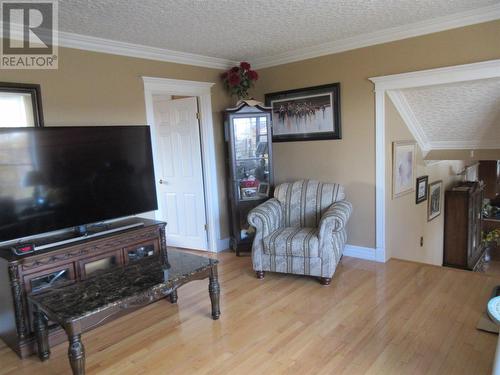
[[0, 92, 36, 127], [0, 83, 44, 205], [0, 83, 44, 127]]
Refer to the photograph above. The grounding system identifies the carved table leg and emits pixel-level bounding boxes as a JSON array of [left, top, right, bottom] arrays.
[[208, 265, 221, 320], [9, 264, 27, 340], [168, 289, 178, 304], [68, 334, 85, 375], [33, 308, 50, 361]]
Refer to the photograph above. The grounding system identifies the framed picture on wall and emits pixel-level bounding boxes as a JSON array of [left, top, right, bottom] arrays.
[[415, 176, 428, 204], [428, 180, 443, 221], [264, 83, 341, 142], [392, 141, 416, 198]]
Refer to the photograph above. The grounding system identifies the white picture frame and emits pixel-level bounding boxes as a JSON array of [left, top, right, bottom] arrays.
[[392, 141, 416, 199]]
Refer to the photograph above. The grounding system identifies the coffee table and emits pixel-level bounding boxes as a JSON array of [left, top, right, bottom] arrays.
[[28, 250, 220, 375]]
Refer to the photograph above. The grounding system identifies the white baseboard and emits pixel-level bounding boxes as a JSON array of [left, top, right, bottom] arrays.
[[214, 241, 381, 259], [343, 244, 380, 262], [216, 237, 230, 253], [375, 247, 388, 263]]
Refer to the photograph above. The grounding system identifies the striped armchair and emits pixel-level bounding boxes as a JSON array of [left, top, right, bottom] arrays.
[[248, 180, 352, 285]]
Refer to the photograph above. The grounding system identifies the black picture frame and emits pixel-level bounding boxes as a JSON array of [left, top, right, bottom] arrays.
[[0, 82, 44, 127], [265, 83, 341, 142], [415, 176, 428, 204], [428, 180, 443, 222]]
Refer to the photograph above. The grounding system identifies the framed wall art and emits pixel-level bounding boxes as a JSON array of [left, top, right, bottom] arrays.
[[415, 176, 428, 204], [392, 141, 416, 198], [265, 83, 341, 142], [428, 180, 443, 221]]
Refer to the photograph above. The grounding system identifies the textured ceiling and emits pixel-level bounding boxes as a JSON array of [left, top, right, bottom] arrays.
[[58, 0, 498, 61], [398, 78, 500, 149]]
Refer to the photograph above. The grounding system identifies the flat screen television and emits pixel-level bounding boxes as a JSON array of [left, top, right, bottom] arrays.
[[0, 126, 158, 243]]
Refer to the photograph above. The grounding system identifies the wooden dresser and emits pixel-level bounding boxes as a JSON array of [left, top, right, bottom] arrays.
[[0, 218, 166, 358], [443, 181, 484, 270]]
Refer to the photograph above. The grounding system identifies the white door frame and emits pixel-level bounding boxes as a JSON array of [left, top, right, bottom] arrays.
[[142, 76, 221, 252], [369, 59, 500, 262]]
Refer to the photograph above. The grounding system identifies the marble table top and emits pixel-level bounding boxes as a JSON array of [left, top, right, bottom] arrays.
[[28, 250, 218, 323]]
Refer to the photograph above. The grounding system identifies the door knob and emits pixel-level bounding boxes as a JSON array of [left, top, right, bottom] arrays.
[[159, 179, 168, 185]]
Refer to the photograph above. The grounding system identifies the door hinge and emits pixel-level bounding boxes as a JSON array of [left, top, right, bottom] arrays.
[[196, 112, 201, 120], [204, 224, 208, 231]]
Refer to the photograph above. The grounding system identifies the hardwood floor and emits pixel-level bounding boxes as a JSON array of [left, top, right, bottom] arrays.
[[1, 251, 500, 374]]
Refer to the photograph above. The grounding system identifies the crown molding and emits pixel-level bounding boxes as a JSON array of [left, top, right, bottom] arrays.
[[387, 90, 431, 152], [369, 59, 500, 90], [58, 30, 237, 70], [4, 22, 236, 70], [252, 4, 500, 69]]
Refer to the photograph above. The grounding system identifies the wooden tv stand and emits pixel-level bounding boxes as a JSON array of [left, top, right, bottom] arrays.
[[0, 218, 167, 358]]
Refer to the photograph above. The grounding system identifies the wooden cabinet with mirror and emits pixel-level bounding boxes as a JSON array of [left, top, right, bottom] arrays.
[[224, 101, 273, 255]]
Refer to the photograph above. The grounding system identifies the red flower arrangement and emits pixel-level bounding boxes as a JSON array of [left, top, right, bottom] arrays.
[[221, 62, 259, 100]]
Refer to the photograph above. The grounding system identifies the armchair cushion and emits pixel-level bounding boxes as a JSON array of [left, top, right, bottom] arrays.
[[274, 180, 345, 227], [263, 227, 319, 258]]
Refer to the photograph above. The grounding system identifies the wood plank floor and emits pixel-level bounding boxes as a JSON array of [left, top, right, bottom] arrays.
[[1, 251, 500, 375]]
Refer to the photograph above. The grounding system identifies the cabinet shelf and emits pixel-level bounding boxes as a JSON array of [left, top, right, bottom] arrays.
[[235, 156, 269, 162]]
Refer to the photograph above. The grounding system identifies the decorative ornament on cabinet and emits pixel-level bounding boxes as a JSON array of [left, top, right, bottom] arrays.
[[221, 62, 259, 101]]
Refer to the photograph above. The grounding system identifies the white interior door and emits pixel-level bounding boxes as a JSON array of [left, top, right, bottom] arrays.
[[152, 96, 208, 250]]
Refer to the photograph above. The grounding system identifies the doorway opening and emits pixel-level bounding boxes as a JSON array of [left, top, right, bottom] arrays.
[[143, 77, 222, 252], [370, 60, 500, 268]]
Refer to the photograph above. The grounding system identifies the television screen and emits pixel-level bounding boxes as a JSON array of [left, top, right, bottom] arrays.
[[0, 126, 158, 243]]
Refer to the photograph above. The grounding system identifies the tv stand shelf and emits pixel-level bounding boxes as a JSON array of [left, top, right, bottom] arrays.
[[24, 218, 145, 252], [0, 218, 167, 358]]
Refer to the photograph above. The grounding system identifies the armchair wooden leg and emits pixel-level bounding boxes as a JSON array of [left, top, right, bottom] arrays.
[[319, 277, 332, 286], [255, 271, 265, 279]]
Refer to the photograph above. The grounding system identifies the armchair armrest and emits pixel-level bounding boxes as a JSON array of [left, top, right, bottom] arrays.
[[248, 198, 283, 238], [318, 200, 352, 239]]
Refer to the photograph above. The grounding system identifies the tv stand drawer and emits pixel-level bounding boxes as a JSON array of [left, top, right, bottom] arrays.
[[19, 225, 160, 273], [124, 239, 160, 263]]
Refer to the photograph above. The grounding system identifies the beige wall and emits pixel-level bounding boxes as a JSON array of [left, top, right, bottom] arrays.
[[386, 98, 466, 265], [1, 20, 499, 250], [0, 46, 233, 239], [252, 20, 500, 249]]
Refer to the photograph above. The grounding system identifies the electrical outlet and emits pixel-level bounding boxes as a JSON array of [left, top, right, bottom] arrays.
[[420, 236, 424, 247]]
